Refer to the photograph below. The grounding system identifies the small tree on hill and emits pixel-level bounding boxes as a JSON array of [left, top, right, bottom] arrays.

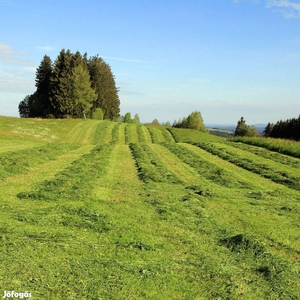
[[186, 111, 205, 131], [133, 113, 140, 124], [246, 126, 259, 137], [234, 117, 259, 137], [124, 112, 132, 123], [234, 117, 248, 136]]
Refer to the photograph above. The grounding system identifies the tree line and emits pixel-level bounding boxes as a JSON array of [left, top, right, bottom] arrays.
[[172, 111, 206, 131], [263, 115, 300, 141], [19, 49, 120, 120]]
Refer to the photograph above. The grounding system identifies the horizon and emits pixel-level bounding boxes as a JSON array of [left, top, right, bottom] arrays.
[[1, 0, 299, 124]]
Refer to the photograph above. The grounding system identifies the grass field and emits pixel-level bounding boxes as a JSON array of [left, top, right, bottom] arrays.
[[0, 116, 299, 299]]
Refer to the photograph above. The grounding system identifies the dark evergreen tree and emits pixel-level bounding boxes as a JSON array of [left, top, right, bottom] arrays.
[[18, 95, 32, 118], [36, 55, 52, 95], [49, 49, 74, 117], [267, 115, 300, 141], [35, 55, 53, 117], [88, 55, 120, 120], [234, 117, 248, 137], [19, 49, 120, 119], [263, 122, 274, 137]]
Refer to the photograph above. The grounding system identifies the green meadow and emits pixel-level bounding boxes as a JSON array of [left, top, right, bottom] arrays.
[[0, 116, 299, 299]]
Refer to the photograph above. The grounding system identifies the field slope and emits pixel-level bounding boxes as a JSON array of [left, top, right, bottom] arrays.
[[0, 116, 299, 299]]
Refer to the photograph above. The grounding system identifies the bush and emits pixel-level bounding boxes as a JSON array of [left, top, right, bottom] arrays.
[[92, 108, 104, 120]]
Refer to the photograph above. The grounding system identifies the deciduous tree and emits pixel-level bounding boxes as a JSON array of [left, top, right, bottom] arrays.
[[70, 64, 98, 118]]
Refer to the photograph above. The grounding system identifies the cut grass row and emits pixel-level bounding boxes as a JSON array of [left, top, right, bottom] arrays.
[[0, 143, 80, 180], [7, 143, 297, 298], [127, 143, 300, 299], [227, 141, 300, 169], [1, 117, 300, 298], [193, 142, 300, 191], [230, 136, 300, 158], [129, 143, 182, 184], [162, 142, 254, 189]]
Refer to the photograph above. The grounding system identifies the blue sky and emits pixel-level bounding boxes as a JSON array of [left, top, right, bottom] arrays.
[[0, 0, 299, 124]]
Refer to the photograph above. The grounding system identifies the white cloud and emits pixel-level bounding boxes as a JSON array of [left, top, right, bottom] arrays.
[[35, 45, 56, 52], [0, 43, 34, 66], [0, 43, 36, 94], [0, 68, 35, 93], [234, 0, 300, 18], [266, 0, 300, 18]]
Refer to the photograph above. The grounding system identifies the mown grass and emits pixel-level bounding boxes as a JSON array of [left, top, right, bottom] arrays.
[[0, 116, 82, 142], [194, 142, 300, 191], [0, 117, 299, 299], [230, 136, 300, 158], [0, 143, 80, 180], [168, 127, 223, 143]]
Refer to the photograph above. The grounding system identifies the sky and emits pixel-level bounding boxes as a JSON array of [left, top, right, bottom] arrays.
[[0, 0, 299, 124]]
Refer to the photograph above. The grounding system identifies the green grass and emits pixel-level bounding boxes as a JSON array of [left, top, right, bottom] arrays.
[[168, 127, 223, 143], [0, 116, 299, 299], [230, 136, 300, 158]]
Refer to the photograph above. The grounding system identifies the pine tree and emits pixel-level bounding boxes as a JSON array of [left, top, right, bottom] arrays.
[[234, 117, 248, 136], [19, 49, 121, 119], [263, 122, 274, 137], [88, 55, 120, 120], [18, 95, 32, 118], [49, 49, 74, 117], [35, 55, 53, 117]]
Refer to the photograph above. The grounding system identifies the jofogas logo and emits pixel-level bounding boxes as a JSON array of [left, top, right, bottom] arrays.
[[2, 291, 32, 299]]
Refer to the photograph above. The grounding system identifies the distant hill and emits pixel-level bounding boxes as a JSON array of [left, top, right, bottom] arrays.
[[206, 124, 267, 134]]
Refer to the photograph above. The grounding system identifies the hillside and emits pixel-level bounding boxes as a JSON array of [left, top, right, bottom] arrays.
[[0, 116, 299, 299]]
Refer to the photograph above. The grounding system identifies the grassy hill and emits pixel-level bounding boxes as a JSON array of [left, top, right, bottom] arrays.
[[0, 116, 299, 299]]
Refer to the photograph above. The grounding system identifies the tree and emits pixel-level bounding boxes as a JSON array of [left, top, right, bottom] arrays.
[[172, 111, 206, 131], [186, 111, 205, 131], [88, 55, 120, 120], [263, 122, 274, 137], [18, 95, 31, 118], [151, 119, 160, 125], [36, 55, 52, 95], [124, 112, 132, 123], [92, 108, 104, 120], [133, 113, 140, 124], [19, 49, 120, 119], [70, 64, 98, 118], [234, 117, 248, 137], [49, 49, 74, 117], [19, 56, 54, 118], [246, 126, 259, 137]]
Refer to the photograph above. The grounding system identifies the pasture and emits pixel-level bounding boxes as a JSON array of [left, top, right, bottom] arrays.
[[0, 116, 299, 299]]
